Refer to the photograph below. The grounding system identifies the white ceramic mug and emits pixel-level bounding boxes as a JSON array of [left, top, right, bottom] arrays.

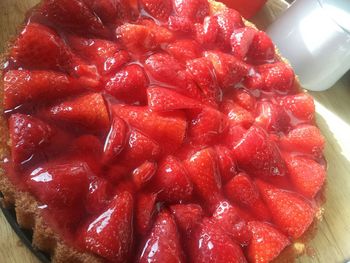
[[266, 0, 350, 91]]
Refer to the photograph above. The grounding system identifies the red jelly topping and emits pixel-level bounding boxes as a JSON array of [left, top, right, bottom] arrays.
[[1, 0, 326, 262]]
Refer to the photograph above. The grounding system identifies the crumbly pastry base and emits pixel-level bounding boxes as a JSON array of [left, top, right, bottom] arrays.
[[0, 0, 322, 262]]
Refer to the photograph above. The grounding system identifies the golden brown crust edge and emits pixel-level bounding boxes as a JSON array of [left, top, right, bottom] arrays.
[[0, 1, 318, 263]]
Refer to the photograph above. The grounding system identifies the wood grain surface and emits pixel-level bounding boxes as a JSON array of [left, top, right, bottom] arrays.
[[1, 0, 350, 262]]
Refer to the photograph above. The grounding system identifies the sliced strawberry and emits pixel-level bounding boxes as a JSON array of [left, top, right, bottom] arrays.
[[212, 201, 251, 245], [132, 161, 157, 190], [230, 27, 257, 60], [113, 105, 187, 151], [245, 62, 295, 92], [247, 221, 291, 263], [85, 177, 113, 214], [228, 88, 257, 111], [279, 125, 325, 159], [190, 218, 247, 263], [103, 116, 128, 164], [284, 154, 326, 198], [224, 173, 271, 221], [9, 114, 53, 164], [144, 53, 183, 85], [278, 93, 315, 123], [140, 19, 175, 44], [3, 70, 85, 110], [184, 148, 222, 209], [188, 107, 227, 146], [140, 0, 172, 21], [139, 211, 184, 263], [215, 8, 244, 49], [165, 39, 202, 63], [67, 35, 130, 75], [170, 204, 203, 234], [186, 57, 221, 107], [221, 101, 255, 128], [147, 87, 202, 111], [135, 192, 157, 235], [105, 64, 149, 105], [153, 155, 193, 203], [247, 31, 276, 64], [9, 23, 72, 71], [41, 0, 109, 37], [84, 192, 133, 262], [214, 146, 236, 183], [256, 180, 315, 239], [255, 101, 290, 132], [118, 129, 161, 167], [27, 161, 90, 207], [172, 0, 209, 22], [45, 93, 109, 131], [84, 0, 132, 24], [223, 124, 247, 149], [195, 16, 219, 46], [204, 51, 250, 90], [232, 126, 288, 179], [168, 15, 195, 33]]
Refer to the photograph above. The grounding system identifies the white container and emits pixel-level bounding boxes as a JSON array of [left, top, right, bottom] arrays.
[[266, 0, 350, 91]]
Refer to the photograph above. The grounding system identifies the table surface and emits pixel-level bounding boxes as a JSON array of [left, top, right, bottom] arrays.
[[1, 0, 350, 262]]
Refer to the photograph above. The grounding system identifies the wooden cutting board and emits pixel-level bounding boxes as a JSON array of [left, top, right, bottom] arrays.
[[1, 0, 350, 262]]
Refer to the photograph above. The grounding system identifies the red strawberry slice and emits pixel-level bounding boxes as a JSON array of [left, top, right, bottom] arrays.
[[118, 129, 161, 167], [184, 148, 222, 209], [224, 173, 271, 221], [103, 116, 128, 164], [278, 93, 315, 123], [255, 101, 290, 132], [85, 177, 113, 214], [168, 15, 195, 33], [9, 23, 73, 71], [188, 107, 227, 146], [84, 191, 133, 262], [232, 125, 288, 179], [229, 88, 257, 111], [147, 87, 202, 111], [140, 19, 175, 43], [67, 35, 130, 75], [204, 51, 250, 90], [256, 180, 315, 239], [144, 53, 183, 85], [247, 31, 276, 64], [215, 8, 244, 49], [84, 0, 132, 23], [139, 210, 184, 263], [230, 27, 257, 60], [284, 154, 326, 198], [165, 39, 202, 63], [27, 161, 90, 207], [153, 155, 193, 203], [245, 62, 295, 92], [195, 16, 219, 46], [186, 57, 221, 107], [132, 161, 157, 190], [45, 93, 109, 131], [223, 124, 247, 148], [247, 221, 291, 263], [135, 192, 157, 235], [172, 0, 209, 22], [3, 70, 85, 110], [212, 201, 251, 245], [9, 114, 53, 165], [214, 146, 237, 183], [140, 0, 172, 21], [170, 204, 203, 234], [105, 64, 149, 105], [221, 101, 255, 128], [41, 0, 109, 37], [190, 218, 247, 263], [279, 125, 325, 159], [112, 105, 187, 151]]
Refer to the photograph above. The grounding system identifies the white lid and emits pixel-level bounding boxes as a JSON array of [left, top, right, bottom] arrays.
[[320, 0, 350, 32]]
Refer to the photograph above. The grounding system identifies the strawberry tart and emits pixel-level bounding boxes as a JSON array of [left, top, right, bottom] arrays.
[[0, 0, 326, 262]]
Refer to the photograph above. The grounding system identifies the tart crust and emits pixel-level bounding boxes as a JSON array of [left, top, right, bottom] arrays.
[[0, 1, 318, 262]]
